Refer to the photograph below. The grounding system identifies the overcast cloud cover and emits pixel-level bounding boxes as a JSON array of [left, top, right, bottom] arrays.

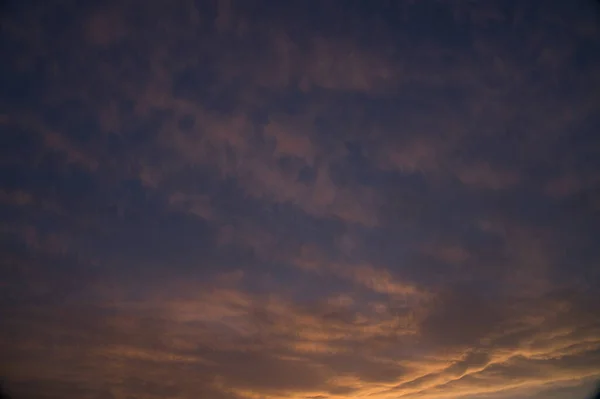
[[1, 1, 600, 398]]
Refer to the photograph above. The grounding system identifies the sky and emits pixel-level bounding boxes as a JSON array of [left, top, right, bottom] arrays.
[[1, 0, 600, 398]]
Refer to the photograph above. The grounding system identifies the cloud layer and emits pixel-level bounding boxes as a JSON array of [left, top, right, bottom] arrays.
[[1, 1, 600, 398]]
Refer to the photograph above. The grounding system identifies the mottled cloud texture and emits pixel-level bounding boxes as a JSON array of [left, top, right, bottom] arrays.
[[2, 1, 600, 398]]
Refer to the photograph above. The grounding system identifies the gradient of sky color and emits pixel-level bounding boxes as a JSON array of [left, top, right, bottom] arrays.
[[2, 1, 600, 398]]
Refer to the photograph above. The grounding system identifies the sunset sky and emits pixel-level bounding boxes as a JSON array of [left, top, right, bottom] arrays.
[[2, 1, 600, 398]]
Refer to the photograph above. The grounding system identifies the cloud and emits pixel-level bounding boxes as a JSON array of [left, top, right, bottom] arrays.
[[215, 0, 234, 34], [0, 190, 34, 206], [84, 7, 125, 46], [3, 275, 599, 399], [168, 191, 214, 220], [544, 173, 600, 199], [456, 162, 520, 190], [419, 242, 471, 264], [300, 37, 394, 92], [3, 113, 98, 172], [263, 118, 317, 163], [2, 1, 600, 398], [545, 174, 585, 198]]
